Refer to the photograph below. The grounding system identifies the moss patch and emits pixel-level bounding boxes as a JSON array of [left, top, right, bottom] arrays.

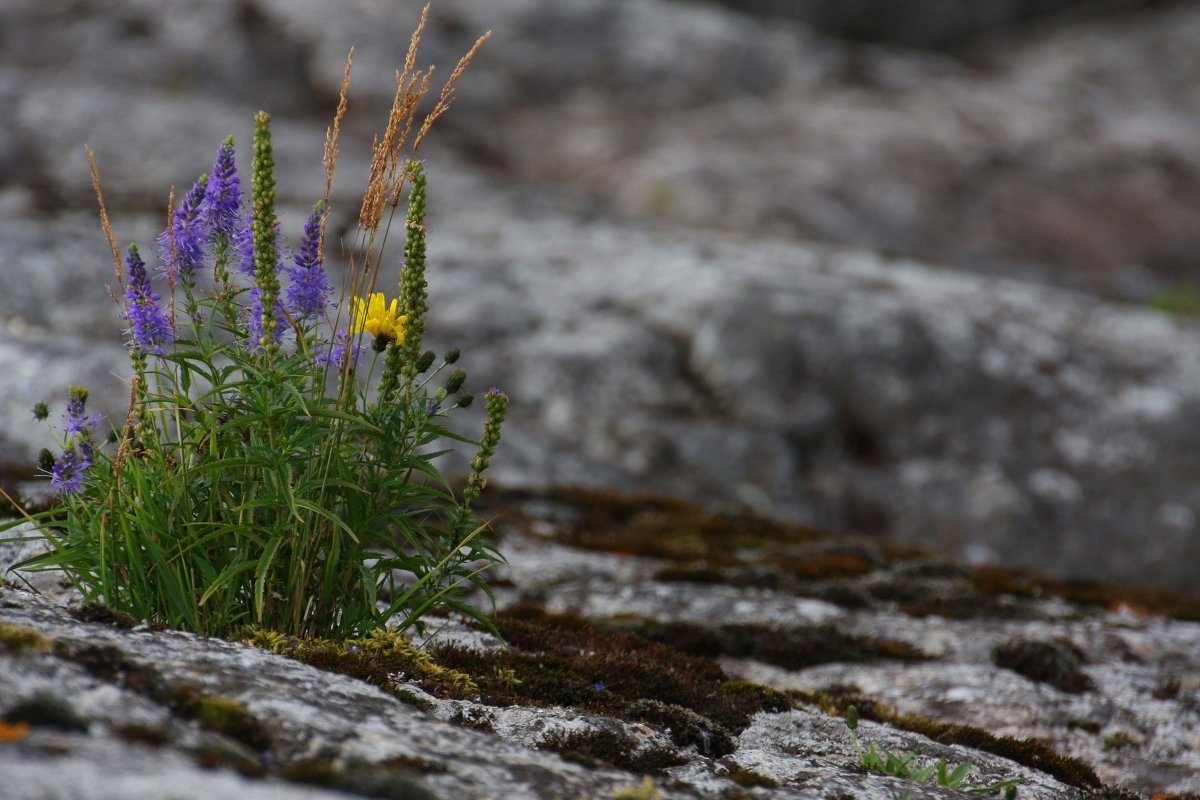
[[429, 609, 791, 736], [623, 698, 735, 757], [238, 626, 477, 701], [537, 726, 689, 773], [481, 485, 827, 561], [972, 566, 1200, 623], [2, 692, 89, 732], [71, 602, 138, 630], [794, 684, 1101, 790], [162, 686, 272, 752], [0, 621, 50, 653], [992, 638, 1093, 694], [112, 722, 173, 747], [624, 620, 929, 671]]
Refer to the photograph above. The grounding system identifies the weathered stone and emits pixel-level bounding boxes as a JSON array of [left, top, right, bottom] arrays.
[[3, 488, 1198, 798], [3, 2, 1200, 596]]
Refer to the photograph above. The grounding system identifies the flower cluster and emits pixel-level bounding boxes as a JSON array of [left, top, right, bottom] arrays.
[[9, 18, 505, 640], [46, 386, 97, 495]]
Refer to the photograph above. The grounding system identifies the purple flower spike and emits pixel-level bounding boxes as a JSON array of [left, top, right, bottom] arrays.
[[64, 386, 97, 440], [245, 287, 287, 353], [156, 176, 208, 281], [284, 202, 333, 320], [123, 244, 173, 353], [236, 214, 287, 278], [202, 136, 243, 238], [51, 446, 88, 494]]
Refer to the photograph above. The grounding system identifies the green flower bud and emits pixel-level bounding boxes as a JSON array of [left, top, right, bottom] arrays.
[[37, 448, 55, 473], [415, 350, 436, 374], [444, 347, 460, 364], [31, 402, 49, 421], [455, 391, 474, 409], [443, 368, 466, 395], [846, 705, 858, 732]]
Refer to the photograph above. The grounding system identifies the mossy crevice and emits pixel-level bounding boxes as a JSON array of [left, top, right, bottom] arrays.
[[992, 638, 1093, 694], [428, 608, 792, 739], [971, 566, 1200, 623], [536, 726, 689, 774], [619, 619, 930, 671], [71, 602, 138, 630], [237, 626, 477, 700], [479, 485, 827, 562]]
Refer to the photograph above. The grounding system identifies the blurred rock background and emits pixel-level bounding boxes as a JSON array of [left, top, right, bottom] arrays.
[[3, 0, 1200, 591]]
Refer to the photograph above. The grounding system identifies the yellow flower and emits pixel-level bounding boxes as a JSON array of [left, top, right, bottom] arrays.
[[350, 293, 407, 343]]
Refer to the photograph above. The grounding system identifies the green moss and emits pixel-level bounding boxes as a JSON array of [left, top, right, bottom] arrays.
[[723, 763, 780, 788], [429, 609, 791, 736], [626, 620, 930, 671], [164, 687, 272, 752], [1101, 731, 1137, 752], [992, 638, 1093, 694], [71, 602, 138, 629], [192, 739, 268, 777], [236, 626, 477, 703], [611, 777, 665, 800], [481, 485, 826, 562], [792, 684, 1101, 790], [111, 722, 173, 747], [536, 726, 688, 774], [0, 622, 50, 653], [2, 692, 89, 732], [971, 565, 1200, 623], [1146, 287, 1200, 317]]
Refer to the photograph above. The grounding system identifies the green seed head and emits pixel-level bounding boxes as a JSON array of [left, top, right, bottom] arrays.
[[415, 350, 436, 374], [443, 368, 466, 395]]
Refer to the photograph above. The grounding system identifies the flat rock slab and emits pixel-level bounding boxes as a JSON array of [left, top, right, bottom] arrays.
[[3, 487, 1198, 799]]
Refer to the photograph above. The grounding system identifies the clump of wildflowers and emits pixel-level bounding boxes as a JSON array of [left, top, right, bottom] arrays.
[[4, 26, 505, 641]]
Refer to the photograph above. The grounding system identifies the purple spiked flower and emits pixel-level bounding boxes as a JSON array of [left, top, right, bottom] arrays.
[[63, 385, 97, 440], [284, 202, 332, 320], [50, 386, 96, 495], [236, 214, 288, 278], [156, 175, 208, 282], [245, 288, 287, 353], [202, 136, 243, 238], [51, 446, 88, 494], [123, 244, 173, 353]]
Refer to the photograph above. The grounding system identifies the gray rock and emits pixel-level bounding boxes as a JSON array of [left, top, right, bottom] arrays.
[[3, 488, 1198, 798], [3, 0, 1200, 590]]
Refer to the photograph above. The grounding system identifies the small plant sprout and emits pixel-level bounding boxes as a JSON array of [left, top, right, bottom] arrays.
[[845, 706, 1023, 798], [1, 10, 505, 641]]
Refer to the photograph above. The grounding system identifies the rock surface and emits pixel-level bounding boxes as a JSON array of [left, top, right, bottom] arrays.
[[2, 487, 1199, 799], [3, 1, 1200, 589]]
